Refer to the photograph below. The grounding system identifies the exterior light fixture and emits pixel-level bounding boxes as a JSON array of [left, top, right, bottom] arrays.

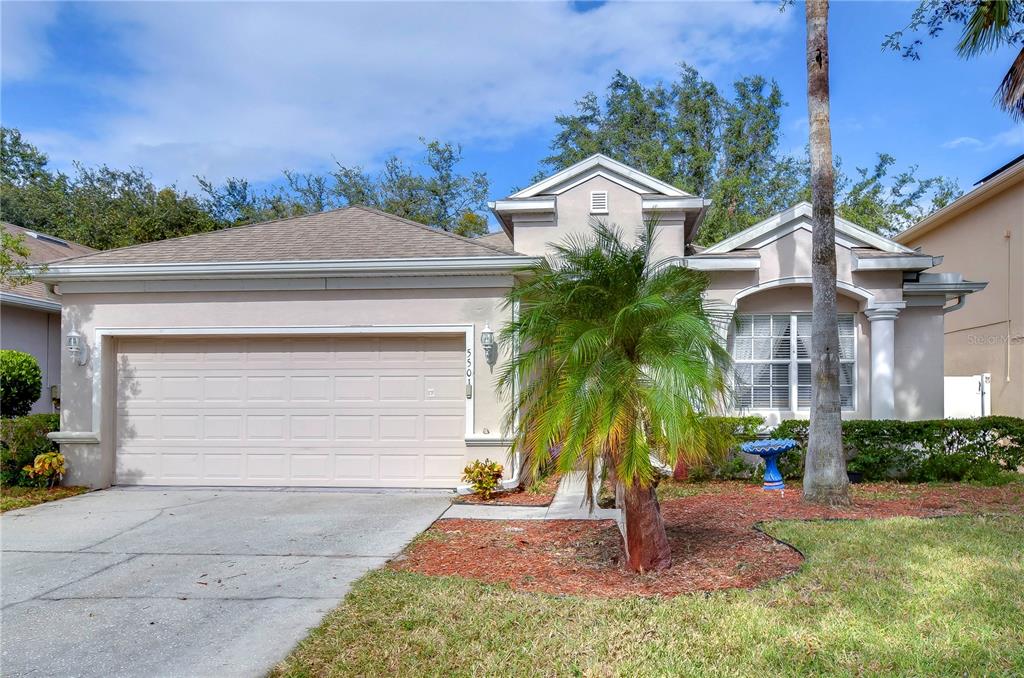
[[480, 323, 498, 367], [67, 328, 89, 366]]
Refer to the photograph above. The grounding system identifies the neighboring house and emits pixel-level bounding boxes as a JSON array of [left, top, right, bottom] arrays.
[[0, 223, 95, 414], [895, 155, 1023, 417], [38, 155, 984, 489]]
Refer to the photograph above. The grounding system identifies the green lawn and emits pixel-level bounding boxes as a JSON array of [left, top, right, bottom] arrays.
[[273, 514, 1024, 677], [0, 485, 89, 512]]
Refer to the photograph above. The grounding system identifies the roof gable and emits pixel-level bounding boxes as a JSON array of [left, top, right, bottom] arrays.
[[509, 154, 691, 199], [701, 202, 914, 255], [51, 206, 520, 267]]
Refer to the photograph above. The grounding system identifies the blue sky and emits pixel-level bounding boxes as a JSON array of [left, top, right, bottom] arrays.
[[2, 1, 1022, 209]]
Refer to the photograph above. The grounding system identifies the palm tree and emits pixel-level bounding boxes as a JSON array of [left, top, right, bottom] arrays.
[[803, 0, 851, 507], [958, 1, 1024, 120], [886, 1, 1024, 121], [497, 220, 731, 572]]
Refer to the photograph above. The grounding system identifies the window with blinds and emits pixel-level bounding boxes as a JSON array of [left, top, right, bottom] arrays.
[[733, 313, 856, 411]]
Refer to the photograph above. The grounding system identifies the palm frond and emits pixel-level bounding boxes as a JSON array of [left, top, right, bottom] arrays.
[[499, 219, 732, 496], [998, 47, 1024, 121]]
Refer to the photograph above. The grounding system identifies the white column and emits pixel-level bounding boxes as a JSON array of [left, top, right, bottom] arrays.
[[865, 304, 904, 420]]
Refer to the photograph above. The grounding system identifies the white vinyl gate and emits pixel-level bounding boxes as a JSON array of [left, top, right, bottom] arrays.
[[944, 373, 991, 418]]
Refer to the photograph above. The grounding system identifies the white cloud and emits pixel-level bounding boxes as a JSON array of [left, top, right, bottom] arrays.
[[942, 127, 1024, 152], [10, 1, 792, 187], [1, 2, 59, 80], [990, 126, 1024, 148], [941, 136, 983, 149]]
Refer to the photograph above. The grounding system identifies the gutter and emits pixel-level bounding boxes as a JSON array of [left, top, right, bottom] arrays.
[[0, 291, 61, 312], [33, 255, 542, 282]]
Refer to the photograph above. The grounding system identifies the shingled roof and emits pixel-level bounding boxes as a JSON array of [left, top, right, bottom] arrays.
[[55, 206, 518, 267], [473, 230, 515, 254], [1, 223, 95, 303]]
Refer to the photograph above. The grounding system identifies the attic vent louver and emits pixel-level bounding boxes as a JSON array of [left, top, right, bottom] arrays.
[[590, 191, 608, 214]]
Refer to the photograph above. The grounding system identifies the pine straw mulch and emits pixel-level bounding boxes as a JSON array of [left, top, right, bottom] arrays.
[[391, 480, 1024, 598], [452, 473, 561, 506]]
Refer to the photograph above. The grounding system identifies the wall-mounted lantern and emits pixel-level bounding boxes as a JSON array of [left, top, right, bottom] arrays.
[[67, 328, 89, 366], [480, 323, 498, 367]]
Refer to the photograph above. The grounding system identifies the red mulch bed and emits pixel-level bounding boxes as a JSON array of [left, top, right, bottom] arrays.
[[392, 481, 1024, 598], [453, 474, 561, 506]]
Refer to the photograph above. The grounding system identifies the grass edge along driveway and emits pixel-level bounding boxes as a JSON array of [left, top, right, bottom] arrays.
[[272, 514, 1024, 677], [0, 486, 89, 513]]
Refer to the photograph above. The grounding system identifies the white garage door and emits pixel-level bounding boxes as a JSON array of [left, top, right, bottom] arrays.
[[115, 335, 467, 487]]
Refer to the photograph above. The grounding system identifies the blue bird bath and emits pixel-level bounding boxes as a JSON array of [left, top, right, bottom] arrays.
[[741, 439, 798, 491]]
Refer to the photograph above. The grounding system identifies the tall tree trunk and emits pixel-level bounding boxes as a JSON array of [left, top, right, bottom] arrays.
[[620, 478, 672, 572], [803, 0, 850, 507]]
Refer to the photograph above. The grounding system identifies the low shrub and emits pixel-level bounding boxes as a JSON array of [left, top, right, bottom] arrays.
[[1, 413, 59, 486], [1, 350, 42, 417], [22, 451, 67, 489], [463, 459, 504, 499]]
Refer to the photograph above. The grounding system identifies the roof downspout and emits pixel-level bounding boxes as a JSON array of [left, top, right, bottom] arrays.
[[943, 295, 966, 314]]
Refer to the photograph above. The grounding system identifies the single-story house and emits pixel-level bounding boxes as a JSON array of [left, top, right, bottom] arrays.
[[38, 155, 985, 489], [895, 154, 1022, 417], [1, 223, 95, 413]]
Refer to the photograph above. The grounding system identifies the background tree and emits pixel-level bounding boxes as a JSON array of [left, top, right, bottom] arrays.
[[0, 230, 34, 288], [804, 0, 851, 507], [885, 1, 1024, 120], [2, 128, 218, 250], [498, 221, 731, 572], [541, 67, 956, 246], [837, 153, 959, 234], [333, 139, 490, 236]]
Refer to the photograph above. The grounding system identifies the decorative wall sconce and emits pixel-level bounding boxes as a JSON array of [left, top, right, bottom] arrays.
[[480, 323, 498, 367], [66, 328, 90, 366]]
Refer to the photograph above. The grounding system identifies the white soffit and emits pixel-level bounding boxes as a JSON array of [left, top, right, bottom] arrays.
[[701, 202, 914, 255]]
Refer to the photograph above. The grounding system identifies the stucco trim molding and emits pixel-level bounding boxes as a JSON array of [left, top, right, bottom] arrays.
[[47, 431, 100, 444], [509, 154, 691, 199], [730, 276, 877, 308], [69, 324, 479, 446], [465, 436, 512, 447]]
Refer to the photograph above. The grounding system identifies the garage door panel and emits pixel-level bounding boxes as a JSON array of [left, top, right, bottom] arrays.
[[116, 335, 466, 487]]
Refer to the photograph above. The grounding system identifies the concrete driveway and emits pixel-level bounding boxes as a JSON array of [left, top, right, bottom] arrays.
[[1, 488, 450, 677]]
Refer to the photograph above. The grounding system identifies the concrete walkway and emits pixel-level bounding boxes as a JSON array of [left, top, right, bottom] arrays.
[[443, 472, 620, 520]]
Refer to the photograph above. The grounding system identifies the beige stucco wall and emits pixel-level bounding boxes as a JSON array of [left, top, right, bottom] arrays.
[[894, 306, 945, 420], [55, 280, 515, 488], [1, 304, 60, 414], [512, 175, 688, 261], [704, 227, 946, 423], [704, 229, 905, 308], [899, 178, 1023, 416]]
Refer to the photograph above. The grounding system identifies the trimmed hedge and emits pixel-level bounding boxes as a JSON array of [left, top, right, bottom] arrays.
[[771, 417, 1023, 484], [1, 413, 59, 487], [1, 350, 43, 417]]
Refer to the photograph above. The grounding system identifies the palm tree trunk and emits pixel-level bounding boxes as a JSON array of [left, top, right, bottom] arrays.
[[803, 0, 850, 507], [620, 478, 672, 572]]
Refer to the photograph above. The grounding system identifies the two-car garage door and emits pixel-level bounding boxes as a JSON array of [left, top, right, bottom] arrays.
[[115, 335, 467, 487]]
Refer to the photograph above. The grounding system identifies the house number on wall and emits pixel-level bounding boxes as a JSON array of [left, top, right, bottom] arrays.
[[465, 347, 473, 399]]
